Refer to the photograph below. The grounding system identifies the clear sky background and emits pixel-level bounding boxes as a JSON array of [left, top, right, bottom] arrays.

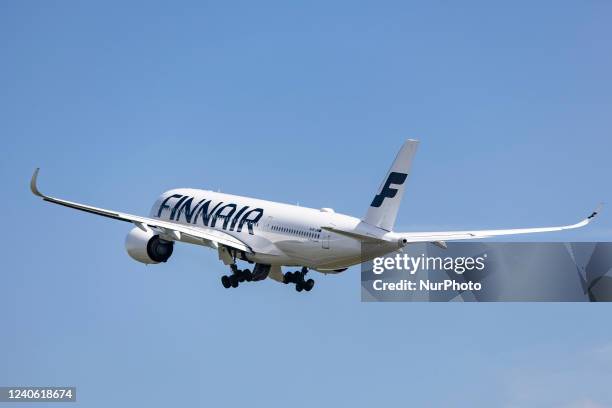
[[2, 1, 612, 407]]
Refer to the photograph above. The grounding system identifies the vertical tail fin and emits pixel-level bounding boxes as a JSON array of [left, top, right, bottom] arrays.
[[363, 139, 419, 231]]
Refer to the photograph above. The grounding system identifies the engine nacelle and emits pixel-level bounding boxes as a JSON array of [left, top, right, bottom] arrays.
[[125, 227, 174, 264]]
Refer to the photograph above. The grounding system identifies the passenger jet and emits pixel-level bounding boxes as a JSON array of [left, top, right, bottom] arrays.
[[30, 140, 600, 292]]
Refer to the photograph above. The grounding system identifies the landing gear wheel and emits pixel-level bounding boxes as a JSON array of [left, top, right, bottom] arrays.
[[230, 275, 239, 288], [243, 269, 253, 282], [295, 282, 303, 292], [304, 279, 315, 292], [221, 275, 231, 289], [283, 272, 294, 284]]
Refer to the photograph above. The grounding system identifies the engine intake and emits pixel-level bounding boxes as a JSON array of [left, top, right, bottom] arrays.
[[125, 227, 174, 264]]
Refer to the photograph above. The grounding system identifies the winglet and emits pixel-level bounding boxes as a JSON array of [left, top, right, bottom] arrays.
[[587, 203, 604, 220], [30, 168, 44, 197]]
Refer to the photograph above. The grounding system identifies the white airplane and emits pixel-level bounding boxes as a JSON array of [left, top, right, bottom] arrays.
[[30, 140, 600, 292]]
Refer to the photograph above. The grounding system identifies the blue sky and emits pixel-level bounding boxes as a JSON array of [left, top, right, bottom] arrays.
[[2, 1, 612, 406]]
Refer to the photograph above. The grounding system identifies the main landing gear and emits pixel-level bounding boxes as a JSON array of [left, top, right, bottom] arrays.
[[283, 267, 315, 292], [221, 264, 253, 289]]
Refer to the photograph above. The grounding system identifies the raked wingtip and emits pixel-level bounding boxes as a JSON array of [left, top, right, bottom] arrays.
[[587, 202, 604, 221], [30, 168, 43, 197]]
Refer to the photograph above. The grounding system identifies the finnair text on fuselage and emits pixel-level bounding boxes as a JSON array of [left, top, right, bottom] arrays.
[[156, 192, 264, 235]]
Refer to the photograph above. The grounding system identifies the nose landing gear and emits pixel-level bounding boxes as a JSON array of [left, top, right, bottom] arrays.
[[283, 267, 315, 292]]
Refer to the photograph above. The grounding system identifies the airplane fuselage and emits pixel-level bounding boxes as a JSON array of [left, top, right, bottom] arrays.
[[152, 188, 399, 271]]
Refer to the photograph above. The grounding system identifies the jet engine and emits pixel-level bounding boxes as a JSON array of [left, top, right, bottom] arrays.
[[125, 227, 174, 264]]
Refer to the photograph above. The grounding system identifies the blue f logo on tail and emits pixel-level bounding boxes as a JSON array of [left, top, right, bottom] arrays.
[[370, 172, 408, 207]]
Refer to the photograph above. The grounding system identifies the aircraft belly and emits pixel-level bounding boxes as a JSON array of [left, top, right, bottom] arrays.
[[315, 240, 400, 270], [273, 236, 362, 268], [272, 239, 331, 267]]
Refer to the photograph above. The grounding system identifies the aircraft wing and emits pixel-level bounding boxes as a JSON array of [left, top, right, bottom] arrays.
[[321, 226, 387, 242], [400, 206, 602, 243], [30, 168, 253, 253]]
